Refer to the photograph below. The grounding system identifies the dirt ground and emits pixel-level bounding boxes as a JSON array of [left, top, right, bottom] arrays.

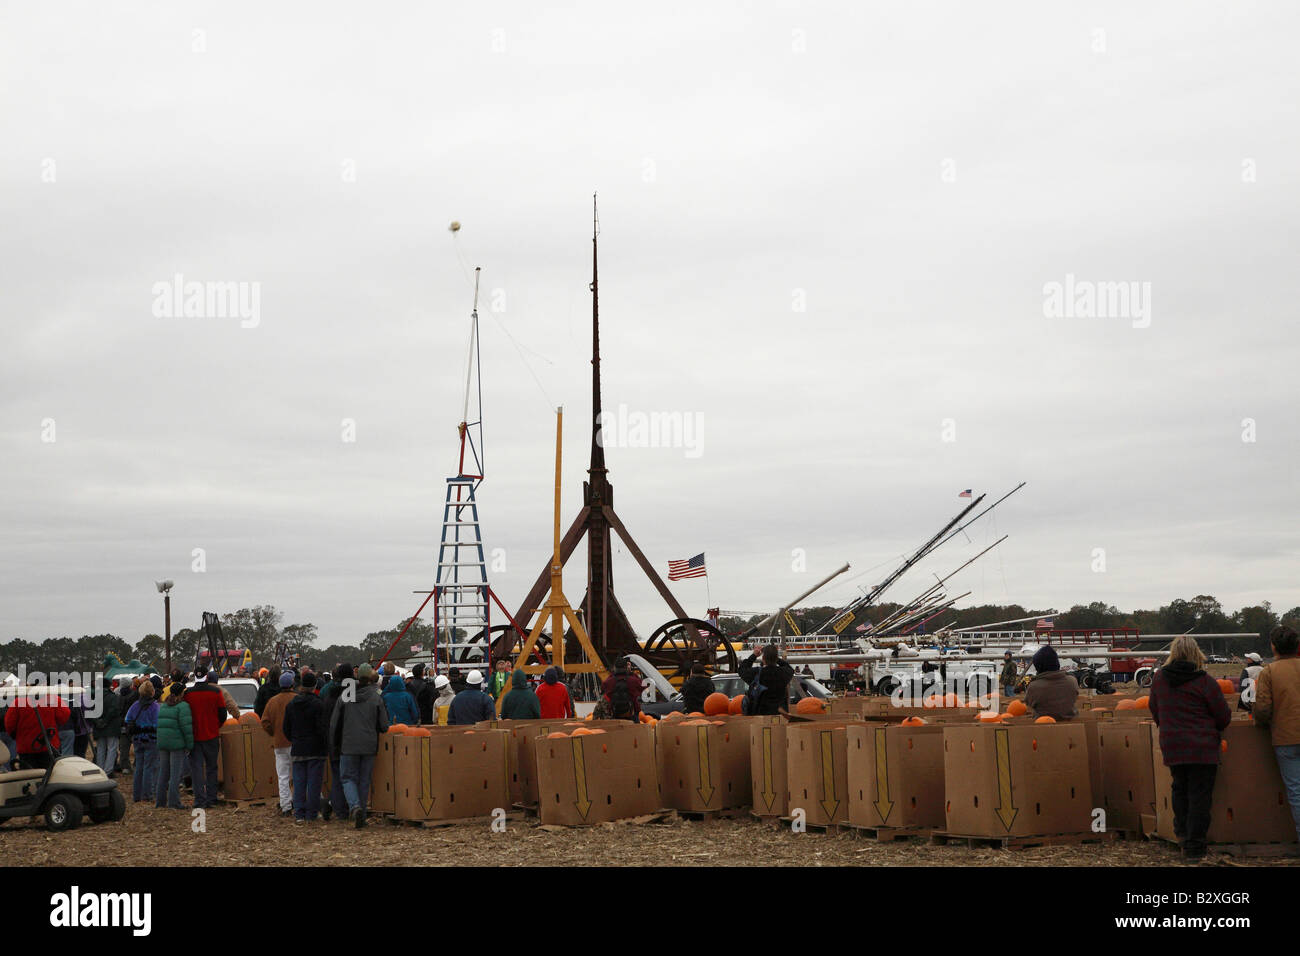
[[2, 777, 1294, 867]]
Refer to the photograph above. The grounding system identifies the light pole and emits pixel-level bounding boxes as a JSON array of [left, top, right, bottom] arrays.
[[155, 580, 174, 673]]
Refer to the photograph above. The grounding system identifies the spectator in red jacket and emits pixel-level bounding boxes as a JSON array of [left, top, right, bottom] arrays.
[[536, 667, 575, 720], [1147, 635, 1231, 859], [184, 671, 240, 809], [3, 685, 71, 770]]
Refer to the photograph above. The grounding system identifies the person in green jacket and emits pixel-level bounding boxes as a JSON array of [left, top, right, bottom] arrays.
[[488, 659, 511, 702], [499, 669, 541, 720], [154, 685, 194, 809]]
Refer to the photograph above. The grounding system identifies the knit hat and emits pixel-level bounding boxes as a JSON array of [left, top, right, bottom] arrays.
[[279, 671, 295, 688], [357, 664, 377, 683], [1031, 645, 1060, 674], [301, 672, 317, 689], [336, 663, 354, 682]]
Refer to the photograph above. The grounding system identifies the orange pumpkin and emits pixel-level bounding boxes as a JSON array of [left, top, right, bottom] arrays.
[[661, 711, 684, 722], [1221, 739, 1228, 752], [687, 712, 707, 718], [1134, 696, 1150, 710], [977, 710, 1003, 723], [405, 727, 431, 737], [794, 697, 826, 715], [728, 695, 744, 715], [1116, 698, 1139, 711], [223, 717, 240, 727], [942, 693, 961, 708], [900, 716, 927, 727], [546, 731, 569, 739], [681, 719, 708, 726], [1006, 700, 1028, 717], [1217, 679, 1235, 694], [570, 727, 595, 736], [704, 692, 731, 716], [388, 723, 408, 734], [1034, 716, 1056, 724]]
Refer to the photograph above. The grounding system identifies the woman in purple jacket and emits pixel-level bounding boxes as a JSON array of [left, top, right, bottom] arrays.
[[1148, 635, 1231, 859]]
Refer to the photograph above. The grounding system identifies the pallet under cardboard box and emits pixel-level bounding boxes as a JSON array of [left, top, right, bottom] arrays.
[[534, 723, 661, 825], [1152, 718, 1299, 847], [219, 713, 279, 803], [845, 722, 945, 831], [391, 727, 510, 823], [657, 715, 753, 813], [942, 721, 1094, 839]]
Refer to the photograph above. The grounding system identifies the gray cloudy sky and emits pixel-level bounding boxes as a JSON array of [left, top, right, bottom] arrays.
[[3, 1, 1298, 650]]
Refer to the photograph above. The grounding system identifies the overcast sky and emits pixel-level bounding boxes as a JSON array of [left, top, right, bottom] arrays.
[[2, 1, 1298, 651]]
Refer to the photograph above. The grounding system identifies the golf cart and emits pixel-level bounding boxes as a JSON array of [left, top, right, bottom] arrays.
[[0, 686, 126, 831]]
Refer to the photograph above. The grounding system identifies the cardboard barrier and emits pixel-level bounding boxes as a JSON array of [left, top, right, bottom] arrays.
[[748, 715, 863, 817], [473, 719, 636, 806], [219, 715, 278, 802], [369, 732, 397, 814], [1095, 719, 1156, 832], [658, 718, 752, 812], [786, 723, 852, 827], [535, 724, 661, 825], [392, 727, 509, 822], [1153, 721, 1299, 845], [943, 723, 1093, 838], [846, 722, 944, 830]]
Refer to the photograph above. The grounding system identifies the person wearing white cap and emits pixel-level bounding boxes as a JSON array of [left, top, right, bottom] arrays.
[[1240, 653, 1266, 712], [447, 670, 495, 725]]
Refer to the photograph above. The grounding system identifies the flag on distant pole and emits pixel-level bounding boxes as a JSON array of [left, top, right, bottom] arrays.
[[958, 489, 972, 498], [668, 553, 707, 580], [1035, 619, 1054, 630], [410, 644, 423, 654]]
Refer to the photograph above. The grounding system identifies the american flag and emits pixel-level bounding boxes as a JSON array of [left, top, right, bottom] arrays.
[[1036, 620, 1054, 629], [958, 489, 972, 498], [410, 644, 423, 653], [668, 553, 708, 580]]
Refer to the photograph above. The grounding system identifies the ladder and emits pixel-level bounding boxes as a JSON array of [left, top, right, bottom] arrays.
[[433, 477, 490, 663]]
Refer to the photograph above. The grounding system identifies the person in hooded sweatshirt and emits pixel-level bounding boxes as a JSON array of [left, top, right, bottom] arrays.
[[407, 664, 433, 725], [382, 674, 420, 725], [447, 671, 496, 725], [1023, 646, 1078, 721], [536, 666, 575, 720], [499, 669, 541, 720], [329, 664, 389, 828], [320, 663, 353, 821], [154, 681, 193, 809], [1147, 634, 1231, 859], [680, 663, 716, 714]]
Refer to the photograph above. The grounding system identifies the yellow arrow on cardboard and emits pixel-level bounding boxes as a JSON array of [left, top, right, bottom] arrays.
[[994, 728, 1018, 831], [760, 726, 777, 810], [819, 730, 839, 819], [696, 725, 715, 805], [241, 730, 255, 797], [872, 726, 894, 823], [571, 737, 592, 820], [418, 738, 436, 814]]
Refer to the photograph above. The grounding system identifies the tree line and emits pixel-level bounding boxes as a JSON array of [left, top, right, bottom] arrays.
[[4, 595, 1295, 676]]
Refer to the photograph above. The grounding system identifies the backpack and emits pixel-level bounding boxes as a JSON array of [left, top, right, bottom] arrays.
[[609, 674, 634, 720], [742, 666, 767, 716]]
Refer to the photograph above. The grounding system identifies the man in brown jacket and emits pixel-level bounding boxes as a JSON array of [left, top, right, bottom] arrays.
[[261, 671, 297, 817], [1023, 645, 1079, 720], [1253, 625, 1300, 839]]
